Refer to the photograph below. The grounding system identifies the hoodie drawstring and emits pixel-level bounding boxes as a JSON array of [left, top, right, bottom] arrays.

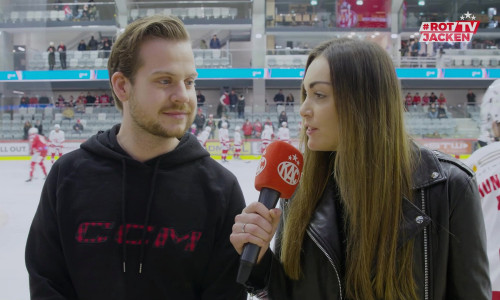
[[138, 159, 160, 274], [121, 159, 127, 273]]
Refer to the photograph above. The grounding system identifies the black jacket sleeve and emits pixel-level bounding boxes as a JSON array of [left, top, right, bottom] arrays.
[[200, 179, 247, 300], [446, 174, 491, 299], [25, 163, 78, 299]]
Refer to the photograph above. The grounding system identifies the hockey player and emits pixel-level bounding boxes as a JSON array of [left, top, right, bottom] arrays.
[[260, 124, 274, 154], [219, 122, 229, 162], [233, 126, 242, 159], [277, 121, 291, 144], [26, 127, 48, 182], [465, 81, 500, 298], [197, 126, 211, 149], [48, 124, 65, 164]]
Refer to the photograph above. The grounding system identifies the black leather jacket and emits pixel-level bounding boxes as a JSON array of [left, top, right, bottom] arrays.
[[247, 146, 491, 300]]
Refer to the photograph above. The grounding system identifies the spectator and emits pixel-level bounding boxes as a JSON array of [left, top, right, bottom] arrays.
[[253, 118, 262, 138], [80, 4, 90, 21], [209, 34, 221, 49], [437, 103, 448, 119], [429, 92, 437, 104], [412, 92, 421, 107], [428, 102, 438, 119], [56, 94, 65, 107], [85, 91, 96, 105], [29, 95, 39, 105], [72, 0, 82, 20], [467, 89, 476, 106], [34, 120, 43, 136], [77, 39, 87, 51], [242, 119, 253, 139], [193, 108, 206, 134], [77, 92, 86, 105], [23, 121, 32, 140], [62, 104, 75, 121], [67, 95, 75, 107], [63, 4, 73, 20], [205, 114, 216, 139], [38, 94, 50, 105], [47, 42, 56, 70], [101, 40, 111, 58], [237, 94, 245, 119], [72, 119, 83, 134], [217, 91, 229, 117], [75, 98, 85, 113], [273, 89, 285, 107], [437, 93, 447, 105], [422, 92, 430, 106], [57, 42, 67, 69], [196, 90, 205, 107], [100, 92, 110, 106], [54, 0, 63, 11], [88, 36, 98, 50], [88, 0, 97, 20], [189, 124, 197, 135], [20, 95, 30, 107], [411, 40, 420, 57], [404, 92, 412, 110], [278, 110, 288, 125], [218, 115, 230, 129], [200, 39, 208, 49], [229, 90, 238, 112], [286, 93, 295, 107]]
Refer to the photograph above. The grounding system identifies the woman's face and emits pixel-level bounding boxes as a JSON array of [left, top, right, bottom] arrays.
[[300, 56, 339, 151]]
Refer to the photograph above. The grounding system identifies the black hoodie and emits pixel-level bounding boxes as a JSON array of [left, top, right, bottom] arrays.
[[26, 125, 247, 300]]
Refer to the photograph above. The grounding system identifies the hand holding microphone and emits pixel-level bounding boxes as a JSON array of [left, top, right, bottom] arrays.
[[230, 141, 303, 284]]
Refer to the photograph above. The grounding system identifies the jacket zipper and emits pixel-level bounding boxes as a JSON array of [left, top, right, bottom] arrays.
[[421, 189, 429, 300], [306, 228, 343, 300]]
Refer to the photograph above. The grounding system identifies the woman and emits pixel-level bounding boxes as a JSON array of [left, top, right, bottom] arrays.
[[230, 38, 490, 300]]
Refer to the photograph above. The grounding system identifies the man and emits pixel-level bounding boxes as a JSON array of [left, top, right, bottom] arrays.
[[229, 90, 238, 112], [26, 127, 48, 182], [57, 42, 67, 69], [48, 124, 65, 164], [209, 34, 221, 49], [25, 15, 246, 300], [273, 89, 285, 106], [196, 90, 205, 107], [72, 119, 83, 134], [465, 92, 500, 300], [193, 108, 206, 134]]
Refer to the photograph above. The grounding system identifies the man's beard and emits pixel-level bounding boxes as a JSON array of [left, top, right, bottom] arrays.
[[128, 93, 194, 139]]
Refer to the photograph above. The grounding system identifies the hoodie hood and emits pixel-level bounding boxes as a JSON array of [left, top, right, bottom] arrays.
[[81, 124, 210, 166]]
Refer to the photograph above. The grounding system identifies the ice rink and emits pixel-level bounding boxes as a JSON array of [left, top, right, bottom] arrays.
[[0, 158, 261, 300]]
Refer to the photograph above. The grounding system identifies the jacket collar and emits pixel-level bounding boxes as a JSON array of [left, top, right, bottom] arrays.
[[411, 144, 447, 190]]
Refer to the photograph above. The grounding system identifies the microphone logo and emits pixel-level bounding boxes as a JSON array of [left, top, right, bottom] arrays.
[[256, 157, 267, 176], [277, 161, 301, 185]]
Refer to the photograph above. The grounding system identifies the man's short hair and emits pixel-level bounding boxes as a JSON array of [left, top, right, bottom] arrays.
[[108, 15, 190, 112]]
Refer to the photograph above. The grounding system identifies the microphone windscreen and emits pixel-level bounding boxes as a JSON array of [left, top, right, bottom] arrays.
[[255, 141, 303, 199]]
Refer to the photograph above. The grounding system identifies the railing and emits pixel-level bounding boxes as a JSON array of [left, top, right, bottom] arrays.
[[1, 2, 116, 24]]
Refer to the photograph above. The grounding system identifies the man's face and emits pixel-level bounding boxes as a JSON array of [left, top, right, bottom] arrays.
[[124, 39, 198, 139]]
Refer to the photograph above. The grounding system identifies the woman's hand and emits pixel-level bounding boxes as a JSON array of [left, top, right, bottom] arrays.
[[230, 202, 282, 264]]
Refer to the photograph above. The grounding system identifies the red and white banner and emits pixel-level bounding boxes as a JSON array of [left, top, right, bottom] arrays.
[[419, 12, 479, 42]]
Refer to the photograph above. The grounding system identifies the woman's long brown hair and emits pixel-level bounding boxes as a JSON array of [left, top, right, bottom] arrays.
[[280, 38, 417, 300]]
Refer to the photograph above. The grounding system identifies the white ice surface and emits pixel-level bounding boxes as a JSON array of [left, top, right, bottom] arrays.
[[0, 159, 261, 300]]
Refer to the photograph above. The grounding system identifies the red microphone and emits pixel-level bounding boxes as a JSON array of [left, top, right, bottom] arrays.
[[237, 141, 303, 284]]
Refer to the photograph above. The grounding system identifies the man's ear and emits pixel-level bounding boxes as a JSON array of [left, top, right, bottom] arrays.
[[111, 72, 131, 104]]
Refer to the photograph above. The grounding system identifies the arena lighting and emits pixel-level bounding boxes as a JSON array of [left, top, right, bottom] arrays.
[[391, 33, 399, 38], [418, 0, 425, 6], [356, 0, 363, 5], [13, 91, 24, 95], [310, 0, 318, 5]]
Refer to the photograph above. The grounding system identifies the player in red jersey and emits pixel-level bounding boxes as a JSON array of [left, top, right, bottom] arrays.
[[26, 127, 48, 182]]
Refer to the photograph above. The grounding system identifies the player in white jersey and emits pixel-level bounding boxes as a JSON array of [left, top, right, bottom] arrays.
[[197, 126, 211, 149], [233, 126, 242, 159], [219, 122, 230, 162], [48, 124, 65, 164], [277, 121, 291, 144], [465, 85, 500, 299], [260, 124, 274, 154]]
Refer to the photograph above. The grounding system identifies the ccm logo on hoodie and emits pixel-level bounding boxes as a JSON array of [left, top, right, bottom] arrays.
[[75, 222, 202, 252]]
